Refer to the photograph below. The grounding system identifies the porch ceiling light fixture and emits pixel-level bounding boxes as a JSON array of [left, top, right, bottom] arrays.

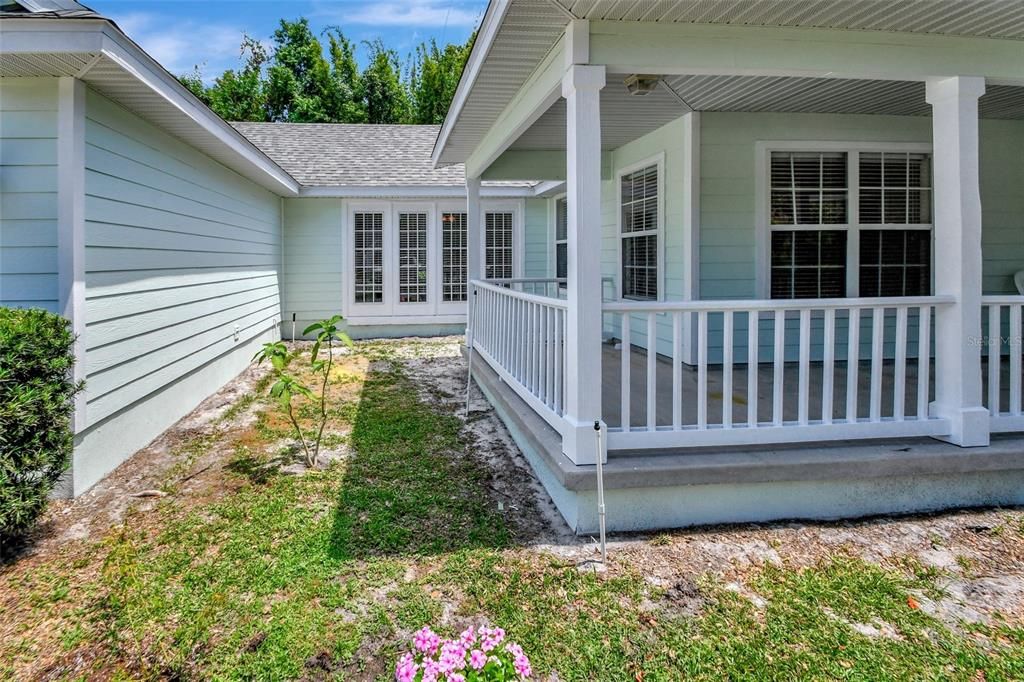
[[624, 74, 660, 96]]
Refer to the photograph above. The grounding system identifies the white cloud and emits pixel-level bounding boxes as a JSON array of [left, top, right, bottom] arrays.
[[315, 0, 482, 28], [107, 11, 248, 79]]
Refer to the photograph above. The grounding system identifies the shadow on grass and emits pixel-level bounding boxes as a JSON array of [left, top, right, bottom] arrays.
[[329, 362, 511, 561]]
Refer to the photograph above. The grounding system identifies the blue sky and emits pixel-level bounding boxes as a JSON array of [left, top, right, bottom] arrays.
[[88, 0, 488, 81]]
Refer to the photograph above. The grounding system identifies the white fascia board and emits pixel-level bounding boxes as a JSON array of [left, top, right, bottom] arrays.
[[298, 184, 541, 198], [430, 0, 513, 167], [1, 18, 300, 196], [96, 25, 299, 195]]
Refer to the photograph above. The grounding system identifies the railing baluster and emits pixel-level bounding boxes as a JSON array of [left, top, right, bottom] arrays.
[[846, 308, 860, 423], [723, 310, 734, 428], [822, 308, 835, 425], [748, 310, 758, 428], [1011, 303, 1022, 416], [918, 305, 931, 421], [698, 311, 708, 429], [798, 308, 811, 426], [647, 312, 657, 430], [772, 310, 785, 427], [894, 306, 908, 421], [672, 311, 682, 430], [870, 307, 884, 422], [621, 312, 631, 432], [554, 307, 563, 414], [988, 303, 1001, 416]]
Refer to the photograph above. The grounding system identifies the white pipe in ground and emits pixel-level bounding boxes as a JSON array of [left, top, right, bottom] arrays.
[[594, 420, 607, 563]]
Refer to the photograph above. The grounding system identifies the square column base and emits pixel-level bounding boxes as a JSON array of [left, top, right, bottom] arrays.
[[562, 418, 607, 465], [931, 405, 990, 447]]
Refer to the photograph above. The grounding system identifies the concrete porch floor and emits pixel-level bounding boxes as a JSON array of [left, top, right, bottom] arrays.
[[602, 343, 1019, 429]]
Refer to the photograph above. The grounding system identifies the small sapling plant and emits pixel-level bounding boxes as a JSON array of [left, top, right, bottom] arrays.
[[253, 315, 353, 468]]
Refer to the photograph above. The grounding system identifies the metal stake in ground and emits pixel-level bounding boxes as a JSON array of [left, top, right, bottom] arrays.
[[595, 420, 607, 563], [465, 287, 478, 417]]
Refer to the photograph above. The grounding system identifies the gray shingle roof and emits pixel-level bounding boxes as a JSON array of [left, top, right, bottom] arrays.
[[232, 122, 531, 188]]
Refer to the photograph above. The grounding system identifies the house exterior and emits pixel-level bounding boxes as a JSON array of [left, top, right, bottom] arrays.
[[2, 0, 1024, 532], [433, 1, 1024, 531]]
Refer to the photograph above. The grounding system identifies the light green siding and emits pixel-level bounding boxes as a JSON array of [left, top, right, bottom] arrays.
[[0, 78, 59, 312], [82, 88, 282, 427], [282, 197, 343, 327], [980, 119, 1024, 295], [523, 197, 550, 278]]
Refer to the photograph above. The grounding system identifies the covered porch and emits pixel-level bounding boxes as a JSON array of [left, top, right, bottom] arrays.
[[436, 3, 1024, 530]]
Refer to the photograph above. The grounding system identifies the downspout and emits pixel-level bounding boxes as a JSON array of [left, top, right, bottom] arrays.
[[280, 196, 286, 340]]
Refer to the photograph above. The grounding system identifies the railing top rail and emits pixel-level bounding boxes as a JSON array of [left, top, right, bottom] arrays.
[[482, 277, 566, 284], [981, 295, 1024, 305], [602, 295, 956, 313], [471, 280, 570, 308]]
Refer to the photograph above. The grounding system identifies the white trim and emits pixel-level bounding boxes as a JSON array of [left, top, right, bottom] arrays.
[[616, 152, 666, 301], [347, 201, 391, 317], [681, 112, 701, 364], [549, 192, 567, 279], [436, 200, 472, 316], [754, 140, 934, 299], [299, 184, 540, 199], [431, 0, 515, 167], [347, 314, 466, 326], [1, 18, 299, 195], [57, 77, 86, 433]]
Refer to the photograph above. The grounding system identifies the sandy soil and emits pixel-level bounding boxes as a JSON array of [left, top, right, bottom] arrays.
[[6, 336, 1024, 654]]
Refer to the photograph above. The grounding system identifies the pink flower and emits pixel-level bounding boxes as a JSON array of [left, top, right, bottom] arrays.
[[395, 653, 418, 682], [504, 642, 524, 658], [469, 649, 487, 670], [514, 653, 532, 678], [480, 627, 505, 652], [460, 626, 476, 646], [448, 675, 466, 682], [414, 626, 441, 655], [421, 658, 441, 682]]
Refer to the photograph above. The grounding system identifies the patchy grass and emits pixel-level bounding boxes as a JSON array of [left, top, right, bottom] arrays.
[[1, 338, 1022, 680]]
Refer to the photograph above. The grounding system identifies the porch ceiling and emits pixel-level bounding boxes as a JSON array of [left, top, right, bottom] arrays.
[[435, 0, 1024, 165], [507, 77, 1024, 152]]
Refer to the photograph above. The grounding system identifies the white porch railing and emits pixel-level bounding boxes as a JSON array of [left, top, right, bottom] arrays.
[[469, 280, 568, 435], [602, 296, 955, 450], [983, 296, 1024, 433]]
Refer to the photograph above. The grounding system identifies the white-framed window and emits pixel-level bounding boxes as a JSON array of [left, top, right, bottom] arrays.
[[761, 143, 933, 299], [397, 210, 428, 304], [353, 211, 385, 304], [619, 159, 662, 300], [440, 210, 467, 302], [485, 210, 514, 280], [553, 196, 568, 280]]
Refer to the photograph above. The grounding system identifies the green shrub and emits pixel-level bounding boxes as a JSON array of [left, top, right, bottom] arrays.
[[0, 308, 82, 552]]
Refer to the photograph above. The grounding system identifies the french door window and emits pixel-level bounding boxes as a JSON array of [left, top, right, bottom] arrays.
[[398, 212, 428, 304], [441, 211, 468, 302], [620, 163, 660, 300], [768, 148, 933, 299], [485, 211, 514, 280], [353, 212, 384, 304]]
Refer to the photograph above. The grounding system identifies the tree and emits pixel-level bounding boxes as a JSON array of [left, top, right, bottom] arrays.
[[361, 39, 410, 124], [207, 35, 269, 121], [324, 27, 366, 122], [177, 67, 210, 106], [264, 18, 338, 122], [408, 34, 473, 124]]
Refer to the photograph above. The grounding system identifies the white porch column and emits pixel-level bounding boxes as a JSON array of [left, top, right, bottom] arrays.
[[926, 75, 989, 447], [465, 175, 482, 345], [562, 63, 606, 465]]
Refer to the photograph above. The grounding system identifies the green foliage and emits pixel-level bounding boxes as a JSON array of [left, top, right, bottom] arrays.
[[360, 39, 411, 124], [253, 316, 352, 467], [0, 308, 82, 551], [408, 35, 474, 124], [178, 17, 471, 124]]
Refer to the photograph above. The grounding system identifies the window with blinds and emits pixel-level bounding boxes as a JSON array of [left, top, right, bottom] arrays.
[[441, 211, 467, 302], [620, 164, 659, 300], [398, 212, 428, 303], [768, 149, 933, 299], [555, 197, 567, 280], [485, 212, 514, 280], [353, 212, 384, 304]]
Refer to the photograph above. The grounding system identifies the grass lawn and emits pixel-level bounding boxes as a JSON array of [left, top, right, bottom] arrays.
[[2, 338, 1022, 680]]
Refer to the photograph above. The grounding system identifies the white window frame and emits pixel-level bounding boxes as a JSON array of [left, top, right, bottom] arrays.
[[616, 153, 665, 301], [436, 200, 470, 316], [481, 200, 525, 282], [347, 200, 391, 317], [392, 202, 435, 316], [754, 141, 934, 300], [549, 193, 568, 282]]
